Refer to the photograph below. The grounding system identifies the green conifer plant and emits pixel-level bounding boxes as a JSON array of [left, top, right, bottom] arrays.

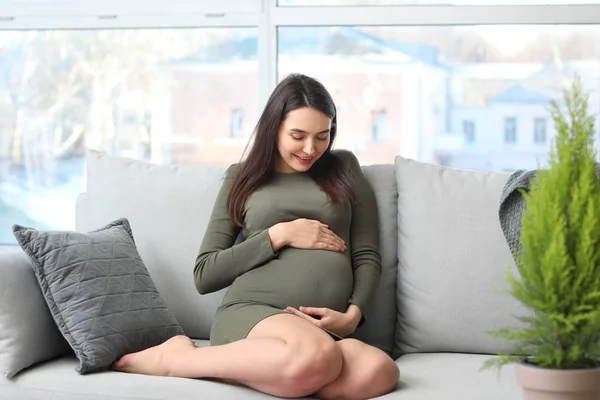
[[483, 75, 600, 371]]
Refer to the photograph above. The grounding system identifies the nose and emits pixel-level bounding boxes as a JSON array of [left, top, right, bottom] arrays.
[[303, 139, 315, 156]]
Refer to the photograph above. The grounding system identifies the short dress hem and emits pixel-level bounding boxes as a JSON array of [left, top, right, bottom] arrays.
[[210, 302, 343, 346]]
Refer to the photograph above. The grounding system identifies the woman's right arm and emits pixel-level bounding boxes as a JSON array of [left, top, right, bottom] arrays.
[[193, 165, 281, 295]]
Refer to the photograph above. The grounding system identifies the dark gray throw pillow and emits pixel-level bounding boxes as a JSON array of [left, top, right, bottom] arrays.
[[12, 218, 185, 374]]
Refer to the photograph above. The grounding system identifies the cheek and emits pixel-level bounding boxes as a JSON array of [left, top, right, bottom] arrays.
[[279, 139, 299, 155], [317, 140, 330, 153]]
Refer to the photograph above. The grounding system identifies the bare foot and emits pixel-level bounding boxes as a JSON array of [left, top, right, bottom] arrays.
[[112, 335, 195, 376]]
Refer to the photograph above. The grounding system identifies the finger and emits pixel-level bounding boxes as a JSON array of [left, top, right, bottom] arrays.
[[285, 307, 314, 321], [324, 235, 346, 251], [312, 220, 328, 228], [317, 241, 341, 252], [332, 233, 346, 248], [320, 229, 346, 247], [323, 229, 346, 246], [299, 306, 328, 317]]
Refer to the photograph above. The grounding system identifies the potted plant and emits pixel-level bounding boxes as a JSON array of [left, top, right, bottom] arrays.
[[483, 75, 600, 400]]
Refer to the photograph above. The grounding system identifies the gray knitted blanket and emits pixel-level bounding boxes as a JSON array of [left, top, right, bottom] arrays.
[[498, 169, 538, 259], [499, 165, 600, 260]]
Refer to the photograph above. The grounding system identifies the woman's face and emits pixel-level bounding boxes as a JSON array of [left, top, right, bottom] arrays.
[[274, 107, 332, 173]]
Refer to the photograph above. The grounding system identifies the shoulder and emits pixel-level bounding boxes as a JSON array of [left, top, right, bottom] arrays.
[[224, 163, 241, 180], [330, 149, 360, 169]]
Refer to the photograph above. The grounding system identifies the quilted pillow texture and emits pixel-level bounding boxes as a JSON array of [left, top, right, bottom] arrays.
[[12, 218, 185, 374]]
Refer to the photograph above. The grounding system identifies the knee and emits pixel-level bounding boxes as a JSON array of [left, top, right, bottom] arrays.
[[378, 357, 400, 390], [359, 354, 400, 397], [283, 339, 343, 395], [339, 340, 399, 399]]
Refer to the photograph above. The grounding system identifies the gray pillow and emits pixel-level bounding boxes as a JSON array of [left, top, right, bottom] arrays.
[[12, 218, 185, 374]]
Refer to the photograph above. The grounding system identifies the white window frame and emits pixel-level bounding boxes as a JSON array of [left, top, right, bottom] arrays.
[[1, 1, 600, 109]]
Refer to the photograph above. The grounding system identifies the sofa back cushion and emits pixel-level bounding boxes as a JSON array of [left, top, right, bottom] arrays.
[[78, 151, 399, 351], [352, 165, 398, 356], [394, 157, 528, 359], [77, 151, 227, 339]]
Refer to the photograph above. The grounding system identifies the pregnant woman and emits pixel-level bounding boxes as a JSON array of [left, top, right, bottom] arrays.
[[113, 73, 400, 400]]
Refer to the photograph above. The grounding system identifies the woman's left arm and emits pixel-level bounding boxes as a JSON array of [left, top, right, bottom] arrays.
[[343, 150, 382, 328]]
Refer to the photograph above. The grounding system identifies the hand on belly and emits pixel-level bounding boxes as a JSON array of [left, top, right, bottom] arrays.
[[284, 305, 360, 337]]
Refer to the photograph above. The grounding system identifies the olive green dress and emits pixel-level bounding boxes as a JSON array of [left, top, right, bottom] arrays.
[[194, 150, 382, 345]]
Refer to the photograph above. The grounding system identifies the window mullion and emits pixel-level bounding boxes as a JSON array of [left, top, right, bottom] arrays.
[[258, 0, 278, 113]]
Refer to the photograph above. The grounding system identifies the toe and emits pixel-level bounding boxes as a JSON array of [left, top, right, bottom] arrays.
[[112, 355, 131, 371]]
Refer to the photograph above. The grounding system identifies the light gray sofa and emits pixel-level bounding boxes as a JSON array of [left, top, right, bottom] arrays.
[[0, 150, 527, 399]]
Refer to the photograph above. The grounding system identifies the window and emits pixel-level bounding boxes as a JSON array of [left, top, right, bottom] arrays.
[[504, 117, 517, 144], [371, 110, 388, 143], [230, 108, 245, 138], [0, 28, 258, 244], [534, 117, 547, 144], [278, 25, 600, 169], [463, 120, 475, 144]]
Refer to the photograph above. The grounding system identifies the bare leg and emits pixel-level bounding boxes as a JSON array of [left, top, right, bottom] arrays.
[[112, 314, 343, 398], [316, 339, 400, 400]]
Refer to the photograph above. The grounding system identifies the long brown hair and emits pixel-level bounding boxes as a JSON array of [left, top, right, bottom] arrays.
[[226, 73, 354, 228]]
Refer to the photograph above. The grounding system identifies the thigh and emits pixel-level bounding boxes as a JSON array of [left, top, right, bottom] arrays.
[[247, 312, 336, 346]]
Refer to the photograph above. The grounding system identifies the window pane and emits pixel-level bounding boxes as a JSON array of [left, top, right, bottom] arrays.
[[277, 25, 600, 169], [279, 0, 600, 5], [0, 28, 257, 244], [534, 117, 547, 144], [462, 120, 475, 143]]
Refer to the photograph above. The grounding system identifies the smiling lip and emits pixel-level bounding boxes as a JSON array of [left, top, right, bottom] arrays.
[[294, 155, 314, 165]]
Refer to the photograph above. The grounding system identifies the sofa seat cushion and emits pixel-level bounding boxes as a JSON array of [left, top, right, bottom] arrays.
[[387, 353, 520, 400], [2, 349, 521, 400], [0, 340, 283, 400]]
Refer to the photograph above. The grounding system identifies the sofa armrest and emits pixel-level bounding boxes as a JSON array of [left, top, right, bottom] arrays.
[[0, 247, 71, 378]]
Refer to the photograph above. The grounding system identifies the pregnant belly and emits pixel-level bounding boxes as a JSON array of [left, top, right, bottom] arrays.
[[225, 248, 354, 312]]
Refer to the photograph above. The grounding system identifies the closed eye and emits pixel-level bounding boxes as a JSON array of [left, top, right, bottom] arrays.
[[292, 135, 328, 141]]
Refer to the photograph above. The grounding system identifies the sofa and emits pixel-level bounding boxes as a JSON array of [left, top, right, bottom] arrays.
[[0, 150, 527, 399]]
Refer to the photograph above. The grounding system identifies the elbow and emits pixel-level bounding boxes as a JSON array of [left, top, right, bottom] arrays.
[[193, 262, 214, 295], [353, 249, 382, 275], [195, 281, 211, 296]]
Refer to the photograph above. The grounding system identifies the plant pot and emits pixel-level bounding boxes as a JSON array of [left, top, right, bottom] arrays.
[[516, 362, 600, 400]]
